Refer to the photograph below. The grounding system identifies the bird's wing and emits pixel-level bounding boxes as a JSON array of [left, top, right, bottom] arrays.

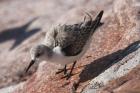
[[44, 10, 104, 56], [55, 24, 84, 56], [55, 11, 104, 56]]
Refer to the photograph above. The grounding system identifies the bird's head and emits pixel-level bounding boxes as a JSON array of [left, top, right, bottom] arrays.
[[26, 44, 52, 73]]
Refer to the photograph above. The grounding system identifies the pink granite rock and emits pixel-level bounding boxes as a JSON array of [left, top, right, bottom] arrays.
[[0, 0, 139, 93]]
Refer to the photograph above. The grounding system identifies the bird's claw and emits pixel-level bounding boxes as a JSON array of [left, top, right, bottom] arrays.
[[56, 68, 67, 75], [62, 73, 72, 80]]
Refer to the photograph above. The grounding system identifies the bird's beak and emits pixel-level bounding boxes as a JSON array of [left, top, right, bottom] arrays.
[[26, 59, 35, 73]]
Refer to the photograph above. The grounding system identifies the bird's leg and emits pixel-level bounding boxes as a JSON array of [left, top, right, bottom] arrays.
[[65, 61, 77, 80], [56, 65, 67, 75], [63, 65, 67, 74]]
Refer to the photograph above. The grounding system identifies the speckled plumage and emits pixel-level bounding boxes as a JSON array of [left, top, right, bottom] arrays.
[[43, 10, 104, 56]]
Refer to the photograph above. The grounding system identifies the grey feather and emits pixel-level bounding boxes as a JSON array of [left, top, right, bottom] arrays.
[[43, 10, 104, 56]]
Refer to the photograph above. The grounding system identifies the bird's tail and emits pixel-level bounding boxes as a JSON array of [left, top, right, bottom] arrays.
[[92, 10, 104, 31], [81, 10, 104, 35]]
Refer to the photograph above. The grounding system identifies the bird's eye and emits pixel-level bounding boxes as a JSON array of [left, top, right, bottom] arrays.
[[36, 53, 41, 58]]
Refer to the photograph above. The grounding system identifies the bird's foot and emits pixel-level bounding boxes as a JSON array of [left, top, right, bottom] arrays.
[[62, 72, 72, 80], [56, 68, 67, 75]]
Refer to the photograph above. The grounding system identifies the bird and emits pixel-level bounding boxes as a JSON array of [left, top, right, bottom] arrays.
[[25, 10, 104, 80]]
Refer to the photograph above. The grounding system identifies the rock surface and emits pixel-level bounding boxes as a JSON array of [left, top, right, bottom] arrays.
[[0, 0, 140, 93]]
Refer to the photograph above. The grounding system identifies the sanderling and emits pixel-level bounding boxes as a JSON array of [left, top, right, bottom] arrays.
[[26, 10, 104, 79]]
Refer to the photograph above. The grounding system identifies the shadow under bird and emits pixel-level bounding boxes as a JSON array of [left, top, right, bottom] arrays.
[[26, 10, 104, 79], [0, 17, 40, 50]]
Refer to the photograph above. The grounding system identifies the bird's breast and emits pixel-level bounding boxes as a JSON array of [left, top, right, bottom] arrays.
[[49, 38, 92, 65]]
